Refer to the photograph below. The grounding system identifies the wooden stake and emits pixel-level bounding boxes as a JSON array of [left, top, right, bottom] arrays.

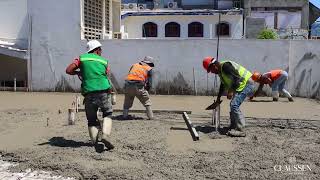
[[68, 108, 75, 125]]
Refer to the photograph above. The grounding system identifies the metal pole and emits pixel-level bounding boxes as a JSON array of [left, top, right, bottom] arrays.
[[193, 67, 197, 95], [212, 100, 215, 126], [216, 12, 221, 62]]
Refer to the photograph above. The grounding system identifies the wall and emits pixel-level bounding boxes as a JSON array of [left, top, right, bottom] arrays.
[[289, 40, 320, 98], [122, 14, 243, 39], [99, 39, 290, 95], [245, 17, 265, 38], [27, 15, 320, 99], [0, 0, 28, 48], [28, 0, 83, 91]]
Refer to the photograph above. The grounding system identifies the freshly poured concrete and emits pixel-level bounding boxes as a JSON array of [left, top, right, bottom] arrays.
[[0, 92, 319, 179]]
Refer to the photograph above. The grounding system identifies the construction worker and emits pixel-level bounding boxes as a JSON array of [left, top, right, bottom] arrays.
[[251, 70, 293, 102], [65, 40, 114, 150], [203, 57, 254, 137], [123, 56, 155, 120]]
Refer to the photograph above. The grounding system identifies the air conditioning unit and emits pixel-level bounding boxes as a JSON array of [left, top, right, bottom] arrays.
[[167, 1, 178, 9], [113, 32, 122, 39], [138, 4, 147, 10], [122, 3, 137, 10]]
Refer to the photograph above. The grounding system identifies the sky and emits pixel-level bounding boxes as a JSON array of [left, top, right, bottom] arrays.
[[310, 0, 320, 22]]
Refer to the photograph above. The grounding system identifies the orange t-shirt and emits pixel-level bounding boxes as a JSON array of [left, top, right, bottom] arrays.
[[269, 69, 283, 81]]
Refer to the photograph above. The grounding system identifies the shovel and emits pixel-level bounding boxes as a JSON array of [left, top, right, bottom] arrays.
[[205, 100, 222, 110]]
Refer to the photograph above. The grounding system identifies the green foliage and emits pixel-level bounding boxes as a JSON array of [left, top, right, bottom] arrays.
[[257, 29, 279, 39]]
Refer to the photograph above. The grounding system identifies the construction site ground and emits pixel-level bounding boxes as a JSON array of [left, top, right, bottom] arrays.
[[0, 92, 319, 179]]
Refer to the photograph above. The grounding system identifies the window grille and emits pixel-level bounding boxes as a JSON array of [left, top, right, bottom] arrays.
[[165, 22, 180, 37], [188, 22, 203, 37], [83, 0, 110, 40]]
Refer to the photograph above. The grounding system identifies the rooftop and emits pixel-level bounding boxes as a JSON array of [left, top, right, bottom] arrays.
[[121, 9, 243, 19]]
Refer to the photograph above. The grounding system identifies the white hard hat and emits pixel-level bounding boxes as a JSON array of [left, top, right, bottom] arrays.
[[87, 40, 102, 53]]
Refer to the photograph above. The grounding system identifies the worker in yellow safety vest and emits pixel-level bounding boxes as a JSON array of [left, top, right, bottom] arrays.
[[203, 57, 254, 137]]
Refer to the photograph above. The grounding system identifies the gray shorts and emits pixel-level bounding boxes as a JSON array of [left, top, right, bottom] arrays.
[[84, 92, 112, 126]]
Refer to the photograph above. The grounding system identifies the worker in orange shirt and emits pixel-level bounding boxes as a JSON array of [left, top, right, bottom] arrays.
[[251, 69, 293, 102], [123, 56, 155, 120]]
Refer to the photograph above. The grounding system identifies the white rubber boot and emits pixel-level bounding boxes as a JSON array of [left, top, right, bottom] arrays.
[[281, 89, 294, 102], [123, 109, 129, 119], [88, 126, 99, 145], [272, 91, 279, 101], [146, 106, 154, 120], [101, 117, 114, 150]]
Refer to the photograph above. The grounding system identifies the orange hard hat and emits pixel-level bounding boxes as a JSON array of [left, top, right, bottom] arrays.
[[252, 71, 261, 82], [203, 56, 216, 72]]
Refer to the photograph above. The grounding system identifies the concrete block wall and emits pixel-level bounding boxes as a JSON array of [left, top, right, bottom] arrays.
[[30, 38, 320, 99]]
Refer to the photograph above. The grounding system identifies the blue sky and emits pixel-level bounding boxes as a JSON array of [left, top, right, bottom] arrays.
[[310, 0, 320, 22], [310, 0, 320, 8]]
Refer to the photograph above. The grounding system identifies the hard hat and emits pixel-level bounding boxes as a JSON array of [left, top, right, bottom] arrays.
[[202, 56, 216, 73], [252, 71, 261, 82], [87, 40, 102, 53], [140, 56, 155, 67]]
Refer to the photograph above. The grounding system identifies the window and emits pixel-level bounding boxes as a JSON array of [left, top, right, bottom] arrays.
[[165, 22, 180, 37], [83, 0, 110, 40], [142, 22, 158, 37], [188, 22, 203, 37], [216, 22, 230, 36]]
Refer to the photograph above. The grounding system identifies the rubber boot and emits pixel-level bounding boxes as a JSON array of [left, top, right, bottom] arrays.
[[88, 126, 99, 145], [101, 117, 114, 150], [272, 91, 279, 101], [146, 106, 154, 120], [227, 112, 246, 137], [281, 89, 294, 102], [228, 112, 236, 130], [123, 109, 129, 119]]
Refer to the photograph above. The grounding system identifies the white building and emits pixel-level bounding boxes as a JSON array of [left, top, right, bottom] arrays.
[[0, 0, 121, 90], [121, 9, 244, 39]]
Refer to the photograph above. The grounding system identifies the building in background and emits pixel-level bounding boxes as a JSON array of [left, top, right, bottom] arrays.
[[121, 0, 243, 39], [244, 0, 310, 39], [121, 9, 243, 39]]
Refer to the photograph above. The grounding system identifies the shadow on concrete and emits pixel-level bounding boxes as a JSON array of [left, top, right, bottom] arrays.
[[38, 137, 92, 148], [195, 125, 230, 135], [170, 127, 188, 131], [249, 99, 273, 102], [112, 115, 144, 121], [38, 137, 111, 153]]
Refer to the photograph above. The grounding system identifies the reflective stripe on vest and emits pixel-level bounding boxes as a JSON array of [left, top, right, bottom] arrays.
[[126, 63, 151, 82], [80, 57, 108, 65], [220, 61, 252, 92]]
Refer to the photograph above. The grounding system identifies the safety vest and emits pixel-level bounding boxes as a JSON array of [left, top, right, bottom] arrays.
[[269, 69, 282, 81], [126, 63, 152, 82], [79, 53, 111, 95], [219, 61, 252, 92]]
